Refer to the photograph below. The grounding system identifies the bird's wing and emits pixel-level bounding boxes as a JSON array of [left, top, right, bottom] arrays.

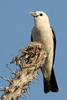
[[51, 27, 56, 65], [50, 27, 59, 92], [31, 35, 33, 42]]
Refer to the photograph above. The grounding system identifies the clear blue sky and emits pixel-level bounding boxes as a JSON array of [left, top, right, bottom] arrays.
[[0, 0, 67, 100]]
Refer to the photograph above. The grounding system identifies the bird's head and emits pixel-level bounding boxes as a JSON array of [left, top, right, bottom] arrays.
[[29, 11, 50, 27]]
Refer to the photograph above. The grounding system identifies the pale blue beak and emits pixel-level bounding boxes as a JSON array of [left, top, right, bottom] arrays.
[[29, 12, 38, 17]]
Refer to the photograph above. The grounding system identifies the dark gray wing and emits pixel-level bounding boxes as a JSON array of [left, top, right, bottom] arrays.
[[50, 27, 59, 92], [43, 27, 58, 93], [31, 35, 33, 42], [51, 27, 56, 65]]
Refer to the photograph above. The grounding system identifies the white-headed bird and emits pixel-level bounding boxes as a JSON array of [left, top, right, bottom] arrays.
[[29, 11, 59, 93]]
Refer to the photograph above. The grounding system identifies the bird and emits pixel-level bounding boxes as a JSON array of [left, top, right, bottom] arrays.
[[29, 11, 59, 93]]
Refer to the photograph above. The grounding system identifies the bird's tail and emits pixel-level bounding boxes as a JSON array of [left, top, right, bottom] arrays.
[[44, 68, 59, 93]]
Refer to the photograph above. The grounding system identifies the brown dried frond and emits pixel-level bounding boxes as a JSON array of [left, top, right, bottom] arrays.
[[1, 42, 47, 100]]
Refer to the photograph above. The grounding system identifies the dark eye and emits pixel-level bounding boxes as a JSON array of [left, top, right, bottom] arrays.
[[40, 13, 43, 16]]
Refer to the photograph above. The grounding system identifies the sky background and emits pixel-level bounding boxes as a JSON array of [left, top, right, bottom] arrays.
[[0, 0, 67, 100]]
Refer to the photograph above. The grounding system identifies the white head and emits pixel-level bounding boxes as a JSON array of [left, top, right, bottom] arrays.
[[29, 11, 50, 28]]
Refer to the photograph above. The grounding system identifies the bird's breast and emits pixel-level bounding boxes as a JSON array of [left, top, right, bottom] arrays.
[[32, 27, 53, 52]]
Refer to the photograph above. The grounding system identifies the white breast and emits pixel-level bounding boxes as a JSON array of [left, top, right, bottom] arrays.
[[32, 27, 53, 52]]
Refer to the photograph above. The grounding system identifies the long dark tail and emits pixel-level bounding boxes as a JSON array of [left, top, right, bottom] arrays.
[[44, 68, 59, 93]]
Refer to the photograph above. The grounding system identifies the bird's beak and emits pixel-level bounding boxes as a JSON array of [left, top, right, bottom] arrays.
[[29, 12, 38, 17]]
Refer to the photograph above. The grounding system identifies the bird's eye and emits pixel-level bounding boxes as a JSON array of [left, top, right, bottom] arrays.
[[40, 13, 43, 16]]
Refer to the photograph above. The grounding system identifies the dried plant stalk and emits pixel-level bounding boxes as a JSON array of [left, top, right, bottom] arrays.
[[1, 42, 47, 100]]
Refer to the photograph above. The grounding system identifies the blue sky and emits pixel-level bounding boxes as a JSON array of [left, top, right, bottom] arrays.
[[0, 0, 67, 100]]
